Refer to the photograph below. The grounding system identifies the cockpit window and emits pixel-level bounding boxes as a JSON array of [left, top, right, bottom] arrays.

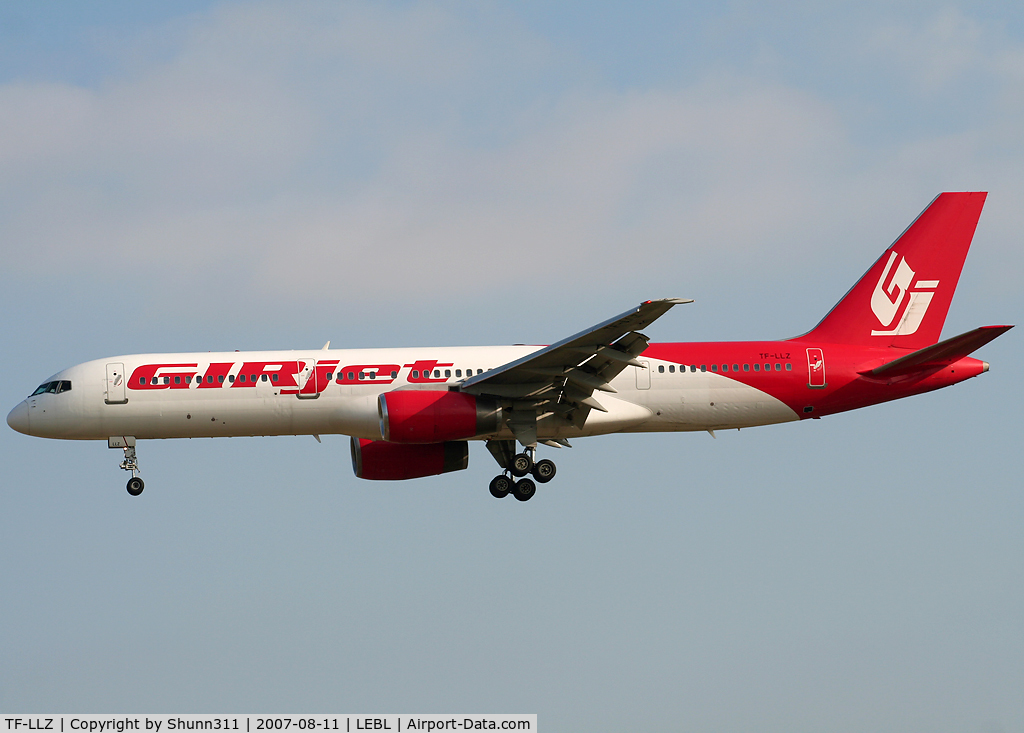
[[30, 380, 71, 396]]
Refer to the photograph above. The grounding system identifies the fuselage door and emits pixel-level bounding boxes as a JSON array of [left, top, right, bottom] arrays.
[[105, 362, 127, 404], [636, 361, 651, 390], [296, 359, 317, 399], [297, 358, 338, 399], [806, 348, 827, 388]]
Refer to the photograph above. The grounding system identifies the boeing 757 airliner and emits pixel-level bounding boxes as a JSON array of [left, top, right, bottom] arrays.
[[7, 192, 1011, 501]]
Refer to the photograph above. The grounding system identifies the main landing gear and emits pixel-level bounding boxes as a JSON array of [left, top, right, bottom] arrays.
[[109, 436, 144, 496], [487, 445, 556, 502]]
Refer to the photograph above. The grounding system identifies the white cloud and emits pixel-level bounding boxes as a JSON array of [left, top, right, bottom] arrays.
[[2, 1, 1024, 321]]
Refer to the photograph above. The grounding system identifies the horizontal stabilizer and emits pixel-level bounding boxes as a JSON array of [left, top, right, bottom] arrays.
[[861, 325, 1013, 377]]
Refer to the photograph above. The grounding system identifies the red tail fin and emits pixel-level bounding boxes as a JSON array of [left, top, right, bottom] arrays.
[[797, 192, 987, 349]]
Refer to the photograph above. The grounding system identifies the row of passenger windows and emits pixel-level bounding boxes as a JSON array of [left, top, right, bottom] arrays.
[[31, 380, 72, 395], [657, 363, 793, 374], [140, 368, 489, 386]]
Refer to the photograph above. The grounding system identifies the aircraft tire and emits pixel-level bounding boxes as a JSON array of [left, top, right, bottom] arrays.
[[532, 459, 556, 483], [510, 452, 533, 477], [489, 475, 512, 499], [126, 477, 145, 496], [513, 478, 536, 502]]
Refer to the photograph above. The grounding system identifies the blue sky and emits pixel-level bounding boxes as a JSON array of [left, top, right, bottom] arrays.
[[1, 2, 1022, 730]]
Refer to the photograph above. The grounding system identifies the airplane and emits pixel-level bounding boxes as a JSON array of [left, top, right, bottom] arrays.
[[6, 192, 1012, 501]]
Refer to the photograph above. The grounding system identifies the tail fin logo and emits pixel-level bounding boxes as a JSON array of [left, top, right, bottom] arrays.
[[870, 251, 939, 337]]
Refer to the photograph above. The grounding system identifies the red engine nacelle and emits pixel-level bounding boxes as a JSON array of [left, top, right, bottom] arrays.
[[378, 390, 500, 443], [350, 437, 469, 480]]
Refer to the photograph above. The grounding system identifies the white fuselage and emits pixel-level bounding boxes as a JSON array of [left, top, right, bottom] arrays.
[[14, 346, 799, 444]]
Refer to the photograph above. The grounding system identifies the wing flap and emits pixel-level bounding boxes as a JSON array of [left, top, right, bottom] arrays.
[[461, 299, 690, 437]]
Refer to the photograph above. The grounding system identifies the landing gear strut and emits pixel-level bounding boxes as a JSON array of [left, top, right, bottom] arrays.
[[110, 436, 144, 496]]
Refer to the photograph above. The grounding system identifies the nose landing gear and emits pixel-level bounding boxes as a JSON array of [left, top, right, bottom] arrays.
[[126, 475, 145, 496], [109, 436, 144, 496]]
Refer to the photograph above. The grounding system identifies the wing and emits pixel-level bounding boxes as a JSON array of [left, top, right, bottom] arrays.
[[460, 298, 691, 446]]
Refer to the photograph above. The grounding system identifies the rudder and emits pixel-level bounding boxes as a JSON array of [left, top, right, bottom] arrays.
[[797, 192, 987, 349]]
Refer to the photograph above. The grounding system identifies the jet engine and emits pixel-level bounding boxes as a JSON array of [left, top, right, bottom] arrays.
[[350, 437, 469, 480], [378, 390, 500, 443]]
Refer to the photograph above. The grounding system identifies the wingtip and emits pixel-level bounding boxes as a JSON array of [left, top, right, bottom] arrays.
[[645, 297, 693, 305]]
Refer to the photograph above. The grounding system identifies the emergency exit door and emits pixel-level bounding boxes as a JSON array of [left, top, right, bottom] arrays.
[[105, 363, 127, 404], [806, 348, 826, 389], [636, 361, 651, 390], [297, 358, 338, 399]]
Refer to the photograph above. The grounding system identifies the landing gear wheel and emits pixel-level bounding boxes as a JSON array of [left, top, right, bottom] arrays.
[[489, 474, 512, 499], [513, 478, 536, 502], [126, 477, 145, 496], [532, 458, 556, 483], [510, 452, 533, 477]]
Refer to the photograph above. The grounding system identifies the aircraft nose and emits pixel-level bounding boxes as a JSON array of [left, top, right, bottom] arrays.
[[7, 401, 29, 435]]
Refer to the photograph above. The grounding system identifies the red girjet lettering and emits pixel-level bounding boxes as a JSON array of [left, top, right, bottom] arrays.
[[336, 364, 402, 385], [199, 362, 234, 388], [127, 359, 457, 391], [298, 360, 339, 395], [405, 360, 454, 383], [231, 361, 301, 388], [128, 363, 199, 389]]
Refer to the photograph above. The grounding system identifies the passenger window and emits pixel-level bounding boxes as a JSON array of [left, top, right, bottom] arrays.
[[669, 365, 675, 373], [326, 373, 333, 381], [228, 375, 235, 383], [434, 370, 440, 378], [238, 375, 244, 383], [218, 375, 225, 383], [711, 365, 718, 372], [411, 370, 419, 379], [138, 378, 145, 386], [743, 364, 750, 372], [658, 365, 665, 373], [207, 375, 214, 383], [455, 369, 462, 377], [733, 364, 739, 372], [445, 370, 451, 378], [764, 363, 771, 371], [478, 369, 483, 375], [721, 364, 728, 372], [151, 377, 159, 385], [164, 377, 170, 385], [359, 372, 365, 380], [369, 372, 376, 379], [700, 365, 707, 372], [391, 371, 398, 379], [690, 365, 696, 372], [197, 376, 203, 384], [786, 363, 792, 371], [775, 363, 781, 371], [753, 364, 760, 372], [272, 374, 279, 382], [348, 372, 355, 380], [261, 374, 268, 382], [175, 376, 182, 384]]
